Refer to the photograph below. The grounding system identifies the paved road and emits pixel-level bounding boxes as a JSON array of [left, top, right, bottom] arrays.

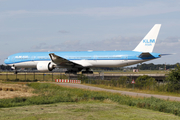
[[55, 83, 180, 101]]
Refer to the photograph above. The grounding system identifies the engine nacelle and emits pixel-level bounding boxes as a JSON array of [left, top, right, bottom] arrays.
[[11, 66, 15, 70], [37, 61, 54, 72]]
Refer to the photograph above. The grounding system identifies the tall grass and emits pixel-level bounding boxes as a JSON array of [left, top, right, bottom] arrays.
[[1, 83, 180, 116]]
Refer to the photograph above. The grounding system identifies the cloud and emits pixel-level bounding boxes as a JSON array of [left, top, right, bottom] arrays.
[[153, 37, 180, 56], [30, 40, 82, 52], [32, 42, 47, 49], [30, 36, 141, 52], [1, 1, 180, 18], [81, 1, 180, 17], [58, 30, 70, 34], [157, 37, 180, 47]]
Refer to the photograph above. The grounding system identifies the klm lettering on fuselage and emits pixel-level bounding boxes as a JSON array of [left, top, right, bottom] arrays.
[[143, 39, 155, 46]]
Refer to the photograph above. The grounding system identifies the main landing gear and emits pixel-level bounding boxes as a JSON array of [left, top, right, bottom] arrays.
[[82, 68, 93, 74]]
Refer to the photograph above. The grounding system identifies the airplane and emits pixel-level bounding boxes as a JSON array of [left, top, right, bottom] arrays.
[[4, 24, 163, 74]]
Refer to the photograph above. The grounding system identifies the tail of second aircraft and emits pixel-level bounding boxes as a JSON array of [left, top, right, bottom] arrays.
[[133, 24, 161, 53]]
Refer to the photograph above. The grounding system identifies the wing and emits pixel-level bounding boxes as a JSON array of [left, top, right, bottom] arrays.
[[49, 53, 82, 67], [49, 53, 92, 67]]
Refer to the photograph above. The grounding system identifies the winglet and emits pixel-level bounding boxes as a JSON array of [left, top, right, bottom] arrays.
[[133, 24, 161, 53]]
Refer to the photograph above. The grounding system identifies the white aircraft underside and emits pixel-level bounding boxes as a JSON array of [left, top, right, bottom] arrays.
[[8, 59, 148, 68]]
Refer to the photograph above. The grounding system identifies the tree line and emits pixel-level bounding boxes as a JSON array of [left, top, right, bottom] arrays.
[[0, 64, 11, 70], [136, 63, 180, 70]]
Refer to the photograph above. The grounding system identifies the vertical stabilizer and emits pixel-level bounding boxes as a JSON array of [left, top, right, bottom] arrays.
[[133, 24, 161, 52]]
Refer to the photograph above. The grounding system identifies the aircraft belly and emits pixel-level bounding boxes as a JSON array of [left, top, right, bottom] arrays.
[[14, 61, 37, 68], [88, 60, 147, 67], [12, 59, 150, 69]]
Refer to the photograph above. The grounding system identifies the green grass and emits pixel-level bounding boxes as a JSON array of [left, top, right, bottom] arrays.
[[0, 102, 180, 120], [1, 83, 180, 117]]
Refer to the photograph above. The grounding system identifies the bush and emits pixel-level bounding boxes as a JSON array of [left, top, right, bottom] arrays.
[[78, 74, 89, 83], [117, 76, 129, 88], [135, 75, 156, 90], [165, 65, 180, 92]]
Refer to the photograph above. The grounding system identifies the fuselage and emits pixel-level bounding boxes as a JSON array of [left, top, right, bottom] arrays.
[[4, 50, 161, 69]]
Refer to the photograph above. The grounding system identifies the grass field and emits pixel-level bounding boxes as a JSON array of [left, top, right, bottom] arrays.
[[0, 101, 180, 120], [0, 82, 36, 99], [1, 82, 180, 117]]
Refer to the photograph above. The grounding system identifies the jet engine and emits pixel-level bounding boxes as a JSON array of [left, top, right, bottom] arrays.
[[11, 66, 15, 70], [37, 61, 54, 72]]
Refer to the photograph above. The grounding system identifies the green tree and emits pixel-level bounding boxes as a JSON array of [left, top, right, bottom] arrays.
[[166, 65, 180, 92], [117, 76, 129, 88], [135, 75, 156, 90]]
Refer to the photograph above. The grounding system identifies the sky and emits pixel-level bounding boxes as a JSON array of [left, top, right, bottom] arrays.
[[0, 0, 180, 65]]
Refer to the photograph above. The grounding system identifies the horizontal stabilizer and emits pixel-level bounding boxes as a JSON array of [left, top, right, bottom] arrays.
[[138, 52, 154, 58], [160, 53, 176, 56]]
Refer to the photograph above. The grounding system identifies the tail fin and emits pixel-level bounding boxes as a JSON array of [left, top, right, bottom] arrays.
[[133, 24, 161, 53]]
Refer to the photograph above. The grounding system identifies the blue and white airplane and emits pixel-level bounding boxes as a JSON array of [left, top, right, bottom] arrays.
[[4, 24, 162, 74]]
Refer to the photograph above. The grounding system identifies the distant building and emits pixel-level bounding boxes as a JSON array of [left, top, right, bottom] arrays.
[[133, 69, 139, 72], [159, 67, 164, 70], [170, 68, 175, 70]]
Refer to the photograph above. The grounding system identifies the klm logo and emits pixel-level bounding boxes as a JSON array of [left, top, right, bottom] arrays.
[[143, 39, 155, 46]]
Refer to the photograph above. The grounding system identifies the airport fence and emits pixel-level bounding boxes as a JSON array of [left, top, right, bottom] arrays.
[[0, 71, 104, 82], [0, 71, 69, 82]]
